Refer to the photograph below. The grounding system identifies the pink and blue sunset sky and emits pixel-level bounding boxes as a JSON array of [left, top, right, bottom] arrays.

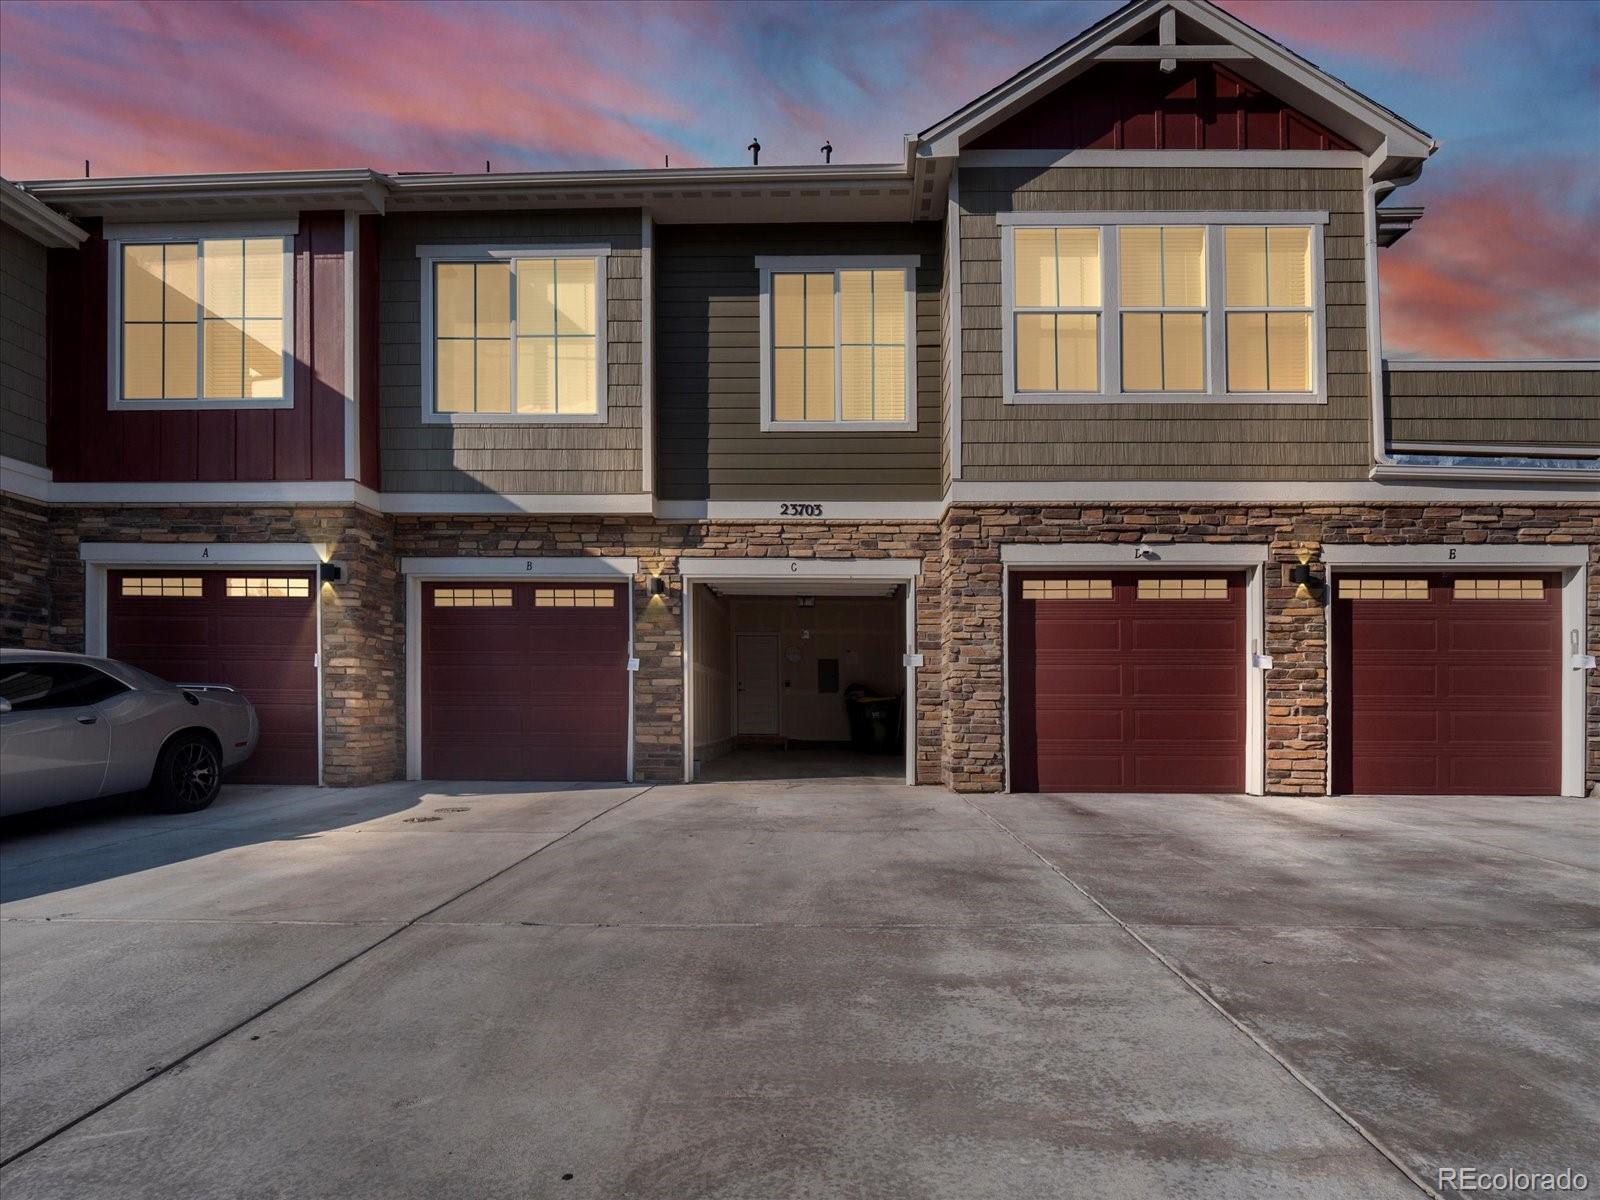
[[1, 0, 1595, 359]]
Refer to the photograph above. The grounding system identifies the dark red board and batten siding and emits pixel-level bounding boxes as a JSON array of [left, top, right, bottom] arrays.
[[970, 62, 1354, 152], [47, 212, 349, 483]]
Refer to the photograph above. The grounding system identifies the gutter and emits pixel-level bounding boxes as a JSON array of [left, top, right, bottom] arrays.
[[1364, 144, 1428, 472], [1369, 463, 1600, 486]]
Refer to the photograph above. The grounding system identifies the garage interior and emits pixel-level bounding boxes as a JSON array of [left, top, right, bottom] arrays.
[[688, 582, 907, 781]]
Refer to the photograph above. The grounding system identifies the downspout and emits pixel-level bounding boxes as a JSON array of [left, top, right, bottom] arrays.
[[1365, 143, 1429, 471]]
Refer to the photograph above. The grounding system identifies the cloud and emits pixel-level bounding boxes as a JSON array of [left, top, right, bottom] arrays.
[[1380, 163, 1600, 358], [0, 0, 700, 177], [1216, 0, 1499, 68]]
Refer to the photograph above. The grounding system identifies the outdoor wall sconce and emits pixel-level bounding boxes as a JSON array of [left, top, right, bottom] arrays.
[[319, 562, 345, 585], [647, 577, 667, 597], [1288, 550, 1322, 600]]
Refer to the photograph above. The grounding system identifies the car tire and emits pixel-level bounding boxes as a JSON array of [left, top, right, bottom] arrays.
[[149, 733, 223, 813]]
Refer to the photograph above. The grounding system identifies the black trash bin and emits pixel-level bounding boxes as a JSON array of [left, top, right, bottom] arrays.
[[843, 684, 902, 754]]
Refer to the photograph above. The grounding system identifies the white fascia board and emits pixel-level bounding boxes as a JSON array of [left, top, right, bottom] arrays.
[[400, 556, 638, 579], [996, 210, 1329, 226], [0, 455, 51, 502], [961, 150, 1367, 169], [654, 499, 943, 520], [43, 481, 369, 506], [919, 0, 1433, 163], [1385, 359, 1600, 372], [382, 492, 653, 515], [640, 210, 655, 495], [1172, 0, 1434, 158], [1320, 544, 1589, 568], [1369, 464, 1600, 485], [1001, 543, 1269, 567], [80, 542, 328, 565], [677, 557, 923, 581], [947, 480, 1600, 503], [918, 0, 1160, 155], [389, 163, 908, 196], [1, 180, 88, 248], [23, 170, 389, 217]]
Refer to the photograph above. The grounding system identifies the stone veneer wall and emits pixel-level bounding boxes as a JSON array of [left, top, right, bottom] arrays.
[[40, 505, 404, 787], [390, 517, 945, 784], [0, 493, 53, 648], [941, 503, 1600, 795], [7, 500, 1596, 793]]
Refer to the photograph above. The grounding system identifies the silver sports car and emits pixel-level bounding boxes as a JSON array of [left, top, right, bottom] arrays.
[[0, 650, 258, 817]]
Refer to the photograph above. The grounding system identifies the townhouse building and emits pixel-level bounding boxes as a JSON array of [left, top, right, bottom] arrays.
[[2, 0, 1595, 798]]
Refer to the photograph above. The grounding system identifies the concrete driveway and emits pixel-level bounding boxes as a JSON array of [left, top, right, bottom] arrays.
[[0, 778, 1594, 1199]]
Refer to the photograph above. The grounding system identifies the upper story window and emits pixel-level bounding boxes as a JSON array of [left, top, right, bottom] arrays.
[[417, 245, 608, 424], [999, 213, 1326, 404], [756, 256, 918, 431], [110, 224, 293, 410]]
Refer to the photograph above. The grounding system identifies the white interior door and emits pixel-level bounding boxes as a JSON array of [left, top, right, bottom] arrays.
[[735, 634, 780, 736]]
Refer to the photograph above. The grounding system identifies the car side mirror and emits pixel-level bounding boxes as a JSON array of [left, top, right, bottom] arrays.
[[0, 697, 12, 714]]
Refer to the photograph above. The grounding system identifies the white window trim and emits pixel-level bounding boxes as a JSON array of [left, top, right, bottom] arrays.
[[755, 254, 919, 432], [106, 223, 297, 412], [416, 243, 611, 426], [997, 212, 1329, 406]]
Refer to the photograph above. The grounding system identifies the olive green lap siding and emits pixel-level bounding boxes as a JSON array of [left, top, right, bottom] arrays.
[[1387, 369, 1600, 452], [654, 222, 943, 501], [958, 165, 1371, 482], [377, 209, 644, 495]]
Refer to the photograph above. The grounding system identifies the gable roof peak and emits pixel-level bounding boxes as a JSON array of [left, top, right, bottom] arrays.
[[917, 0, 1435, 174]]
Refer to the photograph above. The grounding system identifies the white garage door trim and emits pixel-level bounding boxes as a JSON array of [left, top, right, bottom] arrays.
[[999, 543, 1271, 796], [677, 557, 925, 785], [1321, 544, 1589, 797], [400, 556, 640, 782], [79, 541, 328, 786]]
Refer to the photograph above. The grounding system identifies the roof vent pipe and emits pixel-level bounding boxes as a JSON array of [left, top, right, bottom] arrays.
[[821, 141, 833, 164], [747, 138, 761, 166]]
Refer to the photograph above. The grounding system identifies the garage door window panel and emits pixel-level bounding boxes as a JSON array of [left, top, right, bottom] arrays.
[[226, 577, 311, 599], [121, 576, 204, 598]]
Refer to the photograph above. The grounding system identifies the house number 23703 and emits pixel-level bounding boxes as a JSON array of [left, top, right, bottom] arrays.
[[779, 503, 824, 517]]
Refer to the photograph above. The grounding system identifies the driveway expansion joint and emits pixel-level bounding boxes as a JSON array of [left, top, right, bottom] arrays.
[[959, 793, 1443, 1200], [0, 784, 656, 1171]]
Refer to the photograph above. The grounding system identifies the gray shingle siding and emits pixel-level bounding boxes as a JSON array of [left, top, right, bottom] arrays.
[[1387, 368, 1600, 451], [0, 224, 48, 468], [654, 223, 943, 501], [377, 209, 643, 495], [958, 165, 1372, 481]]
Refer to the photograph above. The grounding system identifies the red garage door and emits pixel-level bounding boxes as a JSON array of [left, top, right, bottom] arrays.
[[1333, 574, 1561, 795], [421, 582, 629, 781], [107, 570, 318, 784], [1010, 572, 1246, 793]]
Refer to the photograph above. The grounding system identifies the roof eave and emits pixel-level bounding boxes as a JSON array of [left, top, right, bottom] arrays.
[[915, 0, 1436, 168], [0, 178, 87, 248]]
